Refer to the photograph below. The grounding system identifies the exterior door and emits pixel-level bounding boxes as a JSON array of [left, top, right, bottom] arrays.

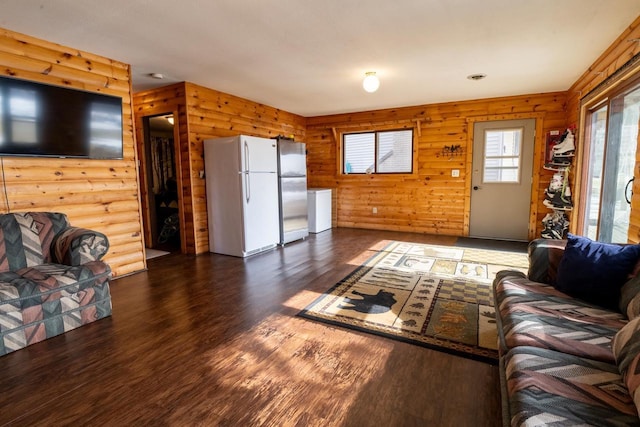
[[469, 119, 535, 240], [580, 82, 640, 243]]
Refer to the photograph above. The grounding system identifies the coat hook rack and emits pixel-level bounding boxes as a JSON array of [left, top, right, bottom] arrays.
[[442, 144, 463, 159]]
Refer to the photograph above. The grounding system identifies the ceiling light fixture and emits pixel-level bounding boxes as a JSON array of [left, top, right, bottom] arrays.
[[363, 72, 380, 93], [165, 116, 174, 125], [150, 73, 164, 79]]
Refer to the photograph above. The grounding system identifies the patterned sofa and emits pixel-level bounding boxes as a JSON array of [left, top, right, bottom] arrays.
[[494, 238, 640, 426], [0, 212, 112, 356]]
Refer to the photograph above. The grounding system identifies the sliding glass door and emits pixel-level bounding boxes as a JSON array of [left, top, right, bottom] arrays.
[[581, 80, 640, 243]]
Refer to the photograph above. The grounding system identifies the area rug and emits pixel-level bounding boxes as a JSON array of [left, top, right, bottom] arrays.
[[299, 241, 529, 364]]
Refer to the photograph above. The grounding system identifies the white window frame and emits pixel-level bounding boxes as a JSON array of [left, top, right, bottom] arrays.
[[482, 127, 523, 184], [342, 129, 414, 175]]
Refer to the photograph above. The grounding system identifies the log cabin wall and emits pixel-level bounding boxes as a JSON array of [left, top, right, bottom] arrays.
[[0, 27, 144, 277], [134, 82, 307, 254], [306, 93, 567, 237], [566, 17, 640, 127], [565, 16, 640, 243]]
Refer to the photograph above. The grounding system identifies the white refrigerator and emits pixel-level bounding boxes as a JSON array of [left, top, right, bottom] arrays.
[[204, 135, 279, 257]]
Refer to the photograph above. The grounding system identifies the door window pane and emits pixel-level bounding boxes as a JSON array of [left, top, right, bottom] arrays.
[[582, 83, 640, 243], [606, 87, 639, 242], [582, 105, 607, 240], [483, 128, 522, 183]]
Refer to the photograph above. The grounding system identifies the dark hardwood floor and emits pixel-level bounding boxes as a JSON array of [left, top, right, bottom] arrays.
[[0, 228, 504, 427]]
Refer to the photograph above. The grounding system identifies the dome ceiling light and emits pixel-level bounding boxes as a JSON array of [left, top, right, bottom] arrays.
[[363, 72, 380, 93]]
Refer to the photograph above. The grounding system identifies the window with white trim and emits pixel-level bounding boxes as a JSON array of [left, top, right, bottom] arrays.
[[343, 129, 413, 174], [482, 128, 522, 183]]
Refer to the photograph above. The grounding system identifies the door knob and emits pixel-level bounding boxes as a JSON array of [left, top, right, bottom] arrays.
[[473, 186, 480, 190]]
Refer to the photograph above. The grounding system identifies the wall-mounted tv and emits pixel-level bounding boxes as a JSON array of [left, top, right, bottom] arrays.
[[0, 75, 123, 159]]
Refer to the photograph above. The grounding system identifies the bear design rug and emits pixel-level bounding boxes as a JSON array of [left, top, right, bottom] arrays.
[[299, 240, 529, 364]]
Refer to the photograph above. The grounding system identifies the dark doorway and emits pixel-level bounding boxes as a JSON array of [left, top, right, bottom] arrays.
[[142, 114, 181, 254]]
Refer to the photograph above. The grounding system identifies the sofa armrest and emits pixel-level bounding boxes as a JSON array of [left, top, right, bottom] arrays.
[[52, 227, 110, 266], [527, 238, 566, 285], [495, 269, 527, 282]]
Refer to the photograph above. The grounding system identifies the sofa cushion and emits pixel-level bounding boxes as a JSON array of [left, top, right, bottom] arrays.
[[613, 316, 640, 415], [494, 274, 626, 363], [0, 262, 112, 355], [504, 346, 639, 426], [0, 212, 70, 273], [527, 238, 566, 285], [555, 234, 640, 310]]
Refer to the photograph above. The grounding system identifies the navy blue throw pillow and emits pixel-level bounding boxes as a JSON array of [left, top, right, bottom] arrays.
[[555, 234, 640, 310]]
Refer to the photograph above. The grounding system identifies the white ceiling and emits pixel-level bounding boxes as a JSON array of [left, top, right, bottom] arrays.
[[1, 0, 640, 117]]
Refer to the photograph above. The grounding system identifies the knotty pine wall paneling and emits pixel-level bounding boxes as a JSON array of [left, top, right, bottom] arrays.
[[566, 16, 640, 126], [184, 82, 307, 254], [0, 27, 145, 276], [306, 93, 568, 238], [134, 82, 307, 254]]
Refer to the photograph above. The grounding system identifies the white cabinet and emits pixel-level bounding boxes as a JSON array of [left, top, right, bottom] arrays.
[[307, 188, 332, 233]]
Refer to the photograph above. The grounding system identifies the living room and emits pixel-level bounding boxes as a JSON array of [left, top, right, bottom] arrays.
[[2, 2, 640, 426]]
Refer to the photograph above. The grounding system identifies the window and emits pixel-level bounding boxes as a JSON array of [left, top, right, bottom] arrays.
[[580, 78, 640, 243], [343, 129, 413, 174], [482, 128, 522, 183], [582, 104, 607, 240]]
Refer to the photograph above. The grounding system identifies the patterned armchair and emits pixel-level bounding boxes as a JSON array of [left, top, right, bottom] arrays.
[[0, 212, 112, 356]]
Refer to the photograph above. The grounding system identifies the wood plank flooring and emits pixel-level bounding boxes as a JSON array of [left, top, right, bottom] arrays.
[[0, 228, 505, 426]]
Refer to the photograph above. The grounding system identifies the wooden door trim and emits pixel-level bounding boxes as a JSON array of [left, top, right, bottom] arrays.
[[134, 109, 185, 253], [134, 115, 153, 249], [465, 113, 545, 240]]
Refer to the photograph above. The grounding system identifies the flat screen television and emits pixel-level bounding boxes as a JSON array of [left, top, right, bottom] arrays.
[[0, 75, 123, 159]]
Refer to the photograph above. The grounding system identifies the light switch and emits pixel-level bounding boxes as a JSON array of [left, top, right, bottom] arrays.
[[451, 169, 460, 177]]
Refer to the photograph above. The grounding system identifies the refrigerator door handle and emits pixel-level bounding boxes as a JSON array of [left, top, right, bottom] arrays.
[[244, 140, 250, 172], [243, 141, 250, 202], [245, 172, 250, 203]]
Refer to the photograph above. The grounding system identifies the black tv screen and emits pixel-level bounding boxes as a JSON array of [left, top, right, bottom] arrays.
[[0, 75, 123, 159]]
